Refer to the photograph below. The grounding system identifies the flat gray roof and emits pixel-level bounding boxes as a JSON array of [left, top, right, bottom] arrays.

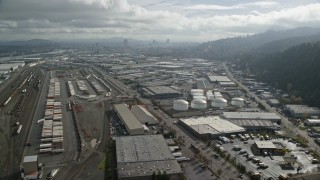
[[23, 155, 38, 163], [114, 104, 143, 131], [197, 79, 212, 89], [208, 75, 231, 82], [146, 86, 181, 95], [117, 160, 182, 178], [222, 112, 281, 120], [254, 141, 277, 149], [228, 119, 277, 127], [114, 135, 174, 163]]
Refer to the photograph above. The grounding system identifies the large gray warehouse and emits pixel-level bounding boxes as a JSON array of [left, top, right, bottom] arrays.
[[114, 104, 144, 135], [142, 86, 182, 99], [131, 105, 158, 125], [114, 135, 182, 180]]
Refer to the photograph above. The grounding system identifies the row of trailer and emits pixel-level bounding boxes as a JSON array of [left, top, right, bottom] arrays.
[[47, 78, 60, 99], [39, 77, 64, 154], [66, 81, 75, 96]]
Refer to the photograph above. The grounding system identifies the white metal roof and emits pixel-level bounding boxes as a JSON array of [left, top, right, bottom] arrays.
[[254, 141, 277, 149], [181, 116, 245, 135]]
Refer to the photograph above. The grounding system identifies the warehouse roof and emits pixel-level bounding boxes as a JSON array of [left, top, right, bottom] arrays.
[[180, 116, 245, 135], [229, 119, 277, 128], [23, 155, 38, 163], [208, 75, 231, 82], [222, 112, 281, 120], [196, 79, 212, 89], [117, 160, 182, 178], [114, 135, 175, 163], [114, 104, 143, 131], [285, 104, 320, 114], [254, 141, 277, 149], [146, 86, 181, 95]]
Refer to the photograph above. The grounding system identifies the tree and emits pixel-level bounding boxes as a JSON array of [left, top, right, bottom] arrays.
[[152, 171, 156, 180], [217, 169, 222, 176]]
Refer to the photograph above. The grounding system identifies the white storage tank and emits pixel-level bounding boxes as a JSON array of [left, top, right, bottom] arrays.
[[231, 97, 244, 107], [193, 95, 207, 101], [211, 98, 227, 108], [191, 89, 204, 96], [191, 99, 207, 109], [173, 100, 189, 111]]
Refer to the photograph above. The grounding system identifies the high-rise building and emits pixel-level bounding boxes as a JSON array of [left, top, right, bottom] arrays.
[[123, 38, 128, 48]]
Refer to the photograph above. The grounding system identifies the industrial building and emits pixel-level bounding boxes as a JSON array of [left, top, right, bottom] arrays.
[[267, 99, 280, 107], [305, 119, 320, 126], [22, 155, 39, 179], [114, 104, 144, 135], [222, 112, 281, 123], [114, 135, 182, 180], [142, 86, 182, 99], [131, 105, 158, 125], [180, 116, 245, 138], [196, 79, 212, 90], [252, 141, 286, 156], [284, 104, 320, 118], [208, 75, 232, 83], [229, 119, 279, 130]]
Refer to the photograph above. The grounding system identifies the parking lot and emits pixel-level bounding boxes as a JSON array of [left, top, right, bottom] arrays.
[[216, 134, 320, 179]]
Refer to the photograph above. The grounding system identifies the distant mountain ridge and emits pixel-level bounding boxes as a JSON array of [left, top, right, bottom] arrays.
[[0, 39, 54, 46], [193, 27, 320, 61]]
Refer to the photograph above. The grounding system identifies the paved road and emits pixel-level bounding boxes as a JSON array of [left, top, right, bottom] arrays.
[[223, 63, 320, 155]]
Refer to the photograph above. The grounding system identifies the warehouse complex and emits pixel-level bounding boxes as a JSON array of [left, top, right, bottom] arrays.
[[180, 116, 245, 138], [114, 135, 182, 180], [114, 104, 144, 135]]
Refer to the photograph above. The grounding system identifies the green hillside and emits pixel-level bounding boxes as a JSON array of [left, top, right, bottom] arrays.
[[239, 42, 320, 107]]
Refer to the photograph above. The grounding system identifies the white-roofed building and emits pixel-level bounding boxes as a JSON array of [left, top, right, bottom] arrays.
[[180, 116, 245, 138]]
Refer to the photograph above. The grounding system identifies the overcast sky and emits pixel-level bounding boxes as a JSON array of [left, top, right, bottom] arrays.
[[1, 0, 320, 42]]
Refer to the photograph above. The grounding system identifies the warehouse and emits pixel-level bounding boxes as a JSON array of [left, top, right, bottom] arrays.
[[180, 116, 245, 138], [22, 155, 39, 179], [252, 141, 286, 156], [114, 135, 182, 180], [131, 105, 158, 125], [222, 112, 281, 123], [284, 104, 320, 118], [229, 119, 280, 130], [196, 79, 212, 90], [142, 86, 182, 99], [114, 104, 144, 135], [208, 75, 232, 83], [305, 119, 320, 126]]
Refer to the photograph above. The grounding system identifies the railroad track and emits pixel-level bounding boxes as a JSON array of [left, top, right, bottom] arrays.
[[0, 68, 33, 107], [2, 68, 45, 180]]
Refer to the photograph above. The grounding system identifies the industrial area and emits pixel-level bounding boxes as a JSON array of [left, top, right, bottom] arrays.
[[1, 47, 320, 180]]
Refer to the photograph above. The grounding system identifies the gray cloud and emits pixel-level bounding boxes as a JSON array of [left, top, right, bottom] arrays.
[[0, 0, 320, 41]]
